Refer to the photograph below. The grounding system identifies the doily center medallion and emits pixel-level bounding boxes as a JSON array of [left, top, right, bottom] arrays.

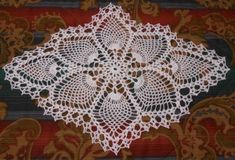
[[3, 3, 229, 155], [86, 47, 146, 101]]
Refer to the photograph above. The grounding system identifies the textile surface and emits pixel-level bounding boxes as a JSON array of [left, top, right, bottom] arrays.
[[0, 0, 235, 159]]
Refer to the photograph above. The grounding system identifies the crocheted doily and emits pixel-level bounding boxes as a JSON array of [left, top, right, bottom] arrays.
[[3, 3, 229, 154]]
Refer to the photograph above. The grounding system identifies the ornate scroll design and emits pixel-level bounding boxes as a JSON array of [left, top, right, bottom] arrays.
[[0, 0, 40, 8], [33, 13, 67, 45], [196, 0, 235, 9], [34, 14, 67, 34], [173, 10, 235, 66], [203, 13, 235, 65], [44, 121, 109, 160], [0, 11, 33, 67], [0, 118, 41, 159], [80, 0, 98, 11], [143, 92, 235, 159], [44, 121, 135, 159], [118, 0, 159, 22]]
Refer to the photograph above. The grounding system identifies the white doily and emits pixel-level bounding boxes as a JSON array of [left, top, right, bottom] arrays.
[[3, 4, 229, 154]]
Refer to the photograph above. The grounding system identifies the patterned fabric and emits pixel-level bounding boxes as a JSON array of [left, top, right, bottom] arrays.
[[0, 0, 235, 159]]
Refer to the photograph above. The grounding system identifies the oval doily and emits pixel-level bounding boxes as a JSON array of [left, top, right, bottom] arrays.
[[3, 3, 229, 154]]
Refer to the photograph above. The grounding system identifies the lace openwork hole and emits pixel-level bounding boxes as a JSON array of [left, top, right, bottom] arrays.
[[39, 89, 49, 98]]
